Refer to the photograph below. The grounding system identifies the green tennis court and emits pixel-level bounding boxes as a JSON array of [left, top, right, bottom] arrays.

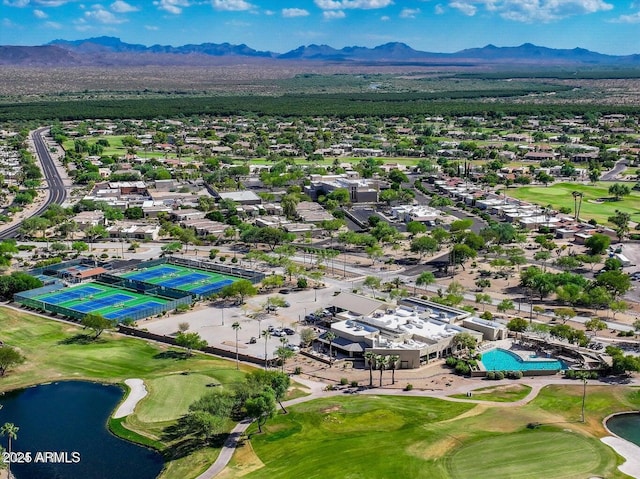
[[33, 283, 171, 321], [120, 263, 241, 296]]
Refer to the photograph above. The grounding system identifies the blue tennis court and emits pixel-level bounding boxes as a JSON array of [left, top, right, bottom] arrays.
[[70, 293, 135, 313], [104, 302, 164, 320], [190, 279, 234, 296], [120, 263, 243, 297], [157, 273, 210, 289], [43, 286, 104, 304], [125, 266, 179, 282]]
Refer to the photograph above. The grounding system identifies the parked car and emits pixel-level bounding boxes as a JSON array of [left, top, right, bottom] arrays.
[[279, 288, 291, 294], [286, 344, 300, 352], [249, 337, 257, 344], [283, 327, 295, 335]]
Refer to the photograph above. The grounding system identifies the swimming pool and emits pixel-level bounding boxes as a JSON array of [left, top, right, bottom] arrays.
[[481, 348, 567, 371]]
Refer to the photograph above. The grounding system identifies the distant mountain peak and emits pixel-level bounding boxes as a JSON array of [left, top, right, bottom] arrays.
[[0, 38, 636, 67]]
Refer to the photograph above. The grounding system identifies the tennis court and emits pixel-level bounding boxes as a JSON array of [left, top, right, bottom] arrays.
[[121, 263, 241, 297], [32, 283, 170, 321]]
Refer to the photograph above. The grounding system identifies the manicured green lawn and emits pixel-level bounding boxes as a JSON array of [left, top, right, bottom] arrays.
[[0, 307, 248, 479], [136, 373, 216, 423], [240, 383, 640, 479], [450, 384, 532, 402], [509, 182, 640, 226], [448, 430, 603, 479]]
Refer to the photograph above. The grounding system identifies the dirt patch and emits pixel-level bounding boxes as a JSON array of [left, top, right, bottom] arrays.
[[441, 404, 488, 424], [216, 439, 264, 479], [407, 436, 462, 460], [321, 405, 342, 414]]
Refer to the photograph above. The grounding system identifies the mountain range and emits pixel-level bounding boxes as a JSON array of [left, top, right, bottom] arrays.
[[0, 36, 638, 66]]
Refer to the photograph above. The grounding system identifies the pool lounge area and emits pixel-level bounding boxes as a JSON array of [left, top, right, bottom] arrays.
[[481, 347, 569, 372]]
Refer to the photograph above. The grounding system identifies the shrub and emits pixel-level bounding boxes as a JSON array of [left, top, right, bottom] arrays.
[[293, 366, 302, 375], [325, 384, 335, 391], [404, 383, 413, 391], [350, 380, 359, 387], [455, 362, 471, 375], [495, 371, 505, 380], [589, 371, 599, 380], [340, 377, 349, 386], [445, 356, 458, 367], [486, 371, 496, 380], [565, 370, 576, 379]]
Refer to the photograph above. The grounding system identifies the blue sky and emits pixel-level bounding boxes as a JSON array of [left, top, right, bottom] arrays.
[[2, 0, 640, 55]]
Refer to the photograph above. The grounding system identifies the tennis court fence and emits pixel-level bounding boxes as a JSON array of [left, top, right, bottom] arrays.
[[166, 256, 265, 284]]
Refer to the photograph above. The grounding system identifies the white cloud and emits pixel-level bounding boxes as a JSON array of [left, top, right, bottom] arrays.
[[400, 7, 420, 18], [111, 0, 138, 13], [282, 7, 309, 17], [3, 0, 30, 6], [144, 24, 159, 29], [85, 4, 126, 23], [33, 8, 47, 17], [380, 14, 389, 20], [264, 9, 275, 15], [154, 0, 189, 14], [212, 0, 253, 11], [447, 0, 613, 22], [315, 0, 393, 10], [434, 3, 444, 14], [449, 1, 476, 16], [323, 9, 346, 18], [44, 20, 62, 28], [612, 11, 640, 23]]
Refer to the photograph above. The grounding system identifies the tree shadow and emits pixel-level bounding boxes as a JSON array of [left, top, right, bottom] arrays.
[[153, 350, 189, 360], [161, 422, 227, 460], [58, 333, 97, 345]]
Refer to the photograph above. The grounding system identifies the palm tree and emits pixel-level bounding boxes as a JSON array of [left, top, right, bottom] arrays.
[[325, 331, 336, 366], [364, 351, 376, 387], [1, 422, 19, 477], [232, 321, 241, 370], [572, 191, 583, 221], [376, 355, 388, 387], [415, 271, 435, 295], [262, 330, 271, 368], [388, 355, 400, 384]]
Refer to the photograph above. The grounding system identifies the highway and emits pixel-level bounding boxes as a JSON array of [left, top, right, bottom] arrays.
[[0, 127, 67, 239]]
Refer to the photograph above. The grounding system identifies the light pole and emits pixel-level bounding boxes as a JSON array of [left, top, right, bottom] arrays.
[[580, 373, 588, 423]]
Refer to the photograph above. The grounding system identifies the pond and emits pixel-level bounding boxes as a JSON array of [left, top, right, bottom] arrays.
[[0, 381, 164, 479], [606, 413, 640, 447]]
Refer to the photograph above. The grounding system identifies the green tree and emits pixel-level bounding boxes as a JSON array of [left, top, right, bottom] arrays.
[[595, 270, 631, 298], [0, 346, 25, 377], [364, 351, 376, 388], [608, 210, 631, 241], [175, 331, 207, 356], [475, 293, 492, 311], [507, 317, 529, 333], [262, 330, 271, 368], [608, 183, 631, 201], [81, 313, 116, 339], [363, 276, 381, 298], [410, 236, 439, 258], [452, 332, 477, 356], [415, 271, 435, 294], [0, 422, 19, 477], [245, 388, 277, 433], [497, 299, 514, 314], [325, 331, 336, 366], [376, 354, 388, 387], [220, 279, 257, 304], [450, 244, 477, 271], [183, 411, 226, 442], [584, 233, 610, 255], [554, 307, 576, 324], [406, 221, 427, 237], [584, 318, 607, 336], [388, 354, 400, 385]]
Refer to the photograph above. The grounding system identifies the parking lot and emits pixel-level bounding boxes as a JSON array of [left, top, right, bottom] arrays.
[[141, 280, 345, 362]]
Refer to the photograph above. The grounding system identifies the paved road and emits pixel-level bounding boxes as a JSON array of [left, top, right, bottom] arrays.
[[0, 127, 67, 239], [601, 159, 628, 181]]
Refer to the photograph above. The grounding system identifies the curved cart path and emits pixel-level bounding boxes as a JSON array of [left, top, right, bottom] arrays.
[[197, 374, 639, 478]]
